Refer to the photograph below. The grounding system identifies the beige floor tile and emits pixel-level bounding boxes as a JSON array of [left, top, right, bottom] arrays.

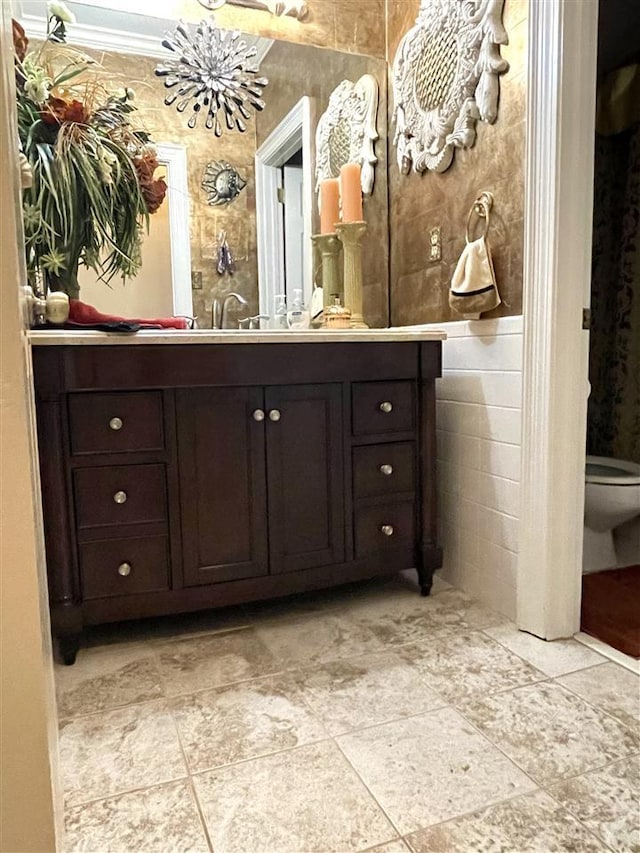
[[556, 662, 640, 734], [548, 756, 640, 853], [365, 841, 410, 853], [193, 740, 396, 853], [255, 611, 385, 668], [405, 790, 608, 853], [336, 707, 535, 835], [64, 780, 209, 853], [460, 682, 640, 786], [55, 643, 163, 718], [346, 587, 507, 648], [294, 651, 447, 735], [171, 673, 327, 772], [399, 631, 545, 704], [484, 622, 606, 677], [59, 700, 187, 808], [154, 627, 279, 696]]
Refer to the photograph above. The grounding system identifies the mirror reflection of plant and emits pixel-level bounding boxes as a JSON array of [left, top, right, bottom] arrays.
[[14, 2, 167, 298]]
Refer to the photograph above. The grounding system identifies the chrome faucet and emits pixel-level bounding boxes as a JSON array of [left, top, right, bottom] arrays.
[[238, 314, 271, 330], [212, 292, 248, 329]]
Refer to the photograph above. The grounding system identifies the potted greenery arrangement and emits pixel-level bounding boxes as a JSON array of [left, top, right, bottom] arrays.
[[13, 2, 167, 298]]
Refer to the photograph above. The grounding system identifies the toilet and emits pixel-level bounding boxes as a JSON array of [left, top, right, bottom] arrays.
[[583, 455, 640, 573]]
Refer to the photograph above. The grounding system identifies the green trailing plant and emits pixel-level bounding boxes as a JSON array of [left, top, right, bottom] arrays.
[[13, 2, 167, 298]]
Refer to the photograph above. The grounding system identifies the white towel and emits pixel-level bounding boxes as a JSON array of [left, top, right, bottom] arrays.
[[449, 236, 501, 319]]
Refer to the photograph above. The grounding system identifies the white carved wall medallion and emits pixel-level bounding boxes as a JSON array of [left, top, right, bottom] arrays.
[[392, 0, 509, 175], [315, 74, 379, 199], [197, 0, 309, 20]]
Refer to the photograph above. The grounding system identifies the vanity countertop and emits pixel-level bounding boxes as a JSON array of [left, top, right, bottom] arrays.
[[28, 328, 447, 345]]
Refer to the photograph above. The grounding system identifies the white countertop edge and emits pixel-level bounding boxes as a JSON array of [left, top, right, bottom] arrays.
[[28, 328, 447, 345]]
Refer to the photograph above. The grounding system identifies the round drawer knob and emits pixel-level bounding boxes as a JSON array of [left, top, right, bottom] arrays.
[[379, 401, 393, 414], [253, 409, 265, 422], [380, 464, 394, 476], [109, 417, 123, 431], [117, 562, 132, 577], [113, 490, 128, 504], [381, 524, 395, 537], [269, 409, 281, 422]]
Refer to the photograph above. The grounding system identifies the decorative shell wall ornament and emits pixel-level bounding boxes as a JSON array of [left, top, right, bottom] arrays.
[[155, 18, 268, 135], [197, 0, 309, 19], [315, 74, 379, 198], [202, 161, 247, 205], [392, 0, 509, 175]]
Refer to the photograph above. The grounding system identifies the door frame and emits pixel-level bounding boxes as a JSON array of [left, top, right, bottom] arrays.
[[255, 96, 315, 315], [156, 142, 193, 318], [517, 0, 599, 639]]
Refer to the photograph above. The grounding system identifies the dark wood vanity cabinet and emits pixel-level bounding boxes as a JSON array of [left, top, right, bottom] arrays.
[[176, 383, 344, 584], [32, 340, 442, 664]]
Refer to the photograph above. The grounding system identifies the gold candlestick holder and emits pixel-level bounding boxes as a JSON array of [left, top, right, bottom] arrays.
[[311, 233, 342, 315], [336, 221, 368, 329]]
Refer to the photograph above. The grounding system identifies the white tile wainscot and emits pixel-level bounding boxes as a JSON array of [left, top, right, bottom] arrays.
[[409, 316, 523, 619]]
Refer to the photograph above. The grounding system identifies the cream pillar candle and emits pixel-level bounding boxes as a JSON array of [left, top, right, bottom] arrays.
[[45, 290, 70, 324], [340, 163, 363, 223], [319, 178, 340, 234]]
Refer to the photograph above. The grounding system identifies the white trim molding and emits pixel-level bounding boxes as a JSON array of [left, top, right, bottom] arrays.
[[155, 143, 193, 319], [518, 0, 598, 639], [255, 96, 314, 315]]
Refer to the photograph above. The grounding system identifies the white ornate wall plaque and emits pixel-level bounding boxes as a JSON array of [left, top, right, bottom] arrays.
[[315, 74, 379, 198], [392, 0, 509, 174], [198, 0, 309, 20]]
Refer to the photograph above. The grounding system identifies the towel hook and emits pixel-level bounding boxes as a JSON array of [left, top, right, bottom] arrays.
[[466, 191, 494, 242]]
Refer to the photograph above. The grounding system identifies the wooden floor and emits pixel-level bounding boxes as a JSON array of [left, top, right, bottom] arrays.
[[581, 565, 640, 659]]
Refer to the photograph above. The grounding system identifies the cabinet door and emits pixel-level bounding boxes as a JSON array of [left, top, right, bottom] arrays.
[[265, 384, 345, 573], [177, 387, 268, 586]]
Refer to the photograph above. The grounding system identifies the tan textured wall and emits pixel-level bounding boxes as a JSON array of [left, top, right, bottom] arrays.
[[85, 49, 259, 327], [166, 0, 386, 58], [257, 41, 390, 326], [387, 0, 528, 325]]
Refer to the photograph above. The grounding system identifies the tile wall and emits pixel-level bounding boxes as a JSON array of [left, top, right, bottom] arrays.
[[423, 316, 524, 619]]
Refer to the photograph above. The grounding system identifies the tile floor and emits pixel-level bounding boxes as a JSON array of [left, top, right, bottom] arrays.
[[56, 573, 640, 853]]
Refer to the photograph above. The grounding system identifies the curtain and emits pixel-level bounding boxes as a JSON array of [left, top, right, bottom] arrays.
[[587, 118, 640, 464]]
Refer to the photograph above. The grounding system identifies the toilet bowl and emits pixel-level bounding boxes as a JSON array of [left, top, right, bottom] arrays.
[[583, 455, 640, 573]]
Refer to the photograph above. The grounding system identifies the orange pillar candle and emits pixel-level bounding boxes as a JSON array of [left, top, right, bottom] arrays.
[[340, 162, 363, 223], [320, 178, 340, 234]]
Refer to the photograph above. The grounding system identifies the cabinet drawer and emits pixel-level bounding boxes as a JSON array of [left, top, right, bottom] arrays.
[[352, 381, 415, 436], [80, 535, 169, 599], [353, 442, 416, 498], [355, 500, 415, 559], [68, 391, 164, 455], [74, 464, 167, 529]]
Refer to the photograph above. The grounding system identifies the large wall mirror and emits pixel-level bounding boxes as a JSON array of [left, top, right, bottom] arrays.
[[19, 0, 389, 328]]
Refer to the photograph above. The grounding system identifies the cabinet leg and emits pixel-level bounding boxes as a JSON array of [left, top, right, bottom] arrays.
[[416, 565, 433, 597], [58, 634, 81, 666]]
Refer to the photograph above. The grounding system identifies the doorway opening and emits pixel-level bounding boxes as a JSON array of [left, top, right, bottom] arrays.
[[580, 0, 640, 659], [255, 96, 314, 319]]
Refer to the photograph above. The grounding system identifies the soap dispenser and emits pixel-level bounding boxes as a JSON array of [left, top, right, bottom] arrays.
[[272, 294, 288, 330], [286, 289, 310, 330]]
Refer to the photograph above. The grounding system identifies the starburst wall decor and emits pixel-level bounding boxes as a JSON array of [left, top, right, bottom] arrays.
[[155, 18, 268, 135]]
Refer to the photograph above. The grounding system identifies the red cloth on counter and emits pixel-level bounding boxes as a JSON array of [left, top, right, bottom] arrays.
[[69, 299, 188, 329]]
